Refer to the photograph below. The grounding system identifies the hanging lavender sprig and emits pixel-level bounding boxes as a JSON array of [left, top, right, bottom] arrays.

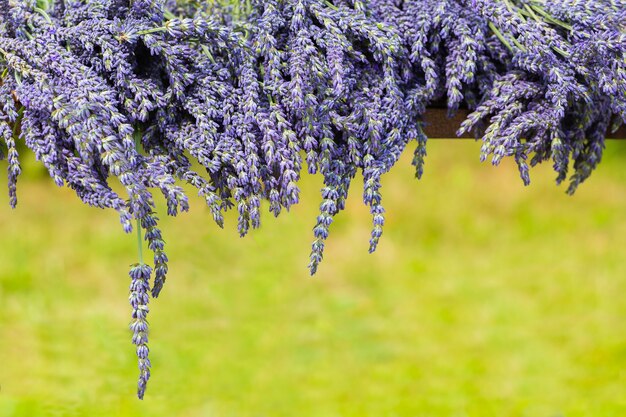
[[129, 221, 152, 400]]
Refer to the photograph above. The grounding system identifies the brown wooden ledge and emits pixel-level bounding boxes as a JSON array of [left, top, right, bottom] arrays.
[[423, 108, 626, 140]]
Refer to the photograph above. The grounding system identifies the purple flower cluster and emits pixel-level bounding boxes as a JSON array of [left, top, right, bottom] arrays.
[[1, 0, 624, 398], [455, 0, 626, 190], [129, 263, 152, 399]]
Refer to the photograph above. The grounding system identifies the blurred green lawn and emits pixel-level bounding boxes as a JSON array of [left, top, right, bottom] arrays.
[[2, 141, 626, 416]]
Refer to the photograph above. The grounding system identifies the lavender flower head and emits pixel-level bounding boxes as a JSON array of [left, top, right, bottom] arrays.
[[129, 263, 152, 399]]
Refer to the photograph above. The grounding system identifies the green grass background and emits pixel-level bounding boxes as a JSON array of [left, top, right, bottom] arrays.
[[1, 141, 626, 416]]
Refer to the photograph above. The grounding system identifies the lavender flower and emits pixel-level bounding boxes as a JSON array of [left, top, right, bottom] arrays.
[[128, 262, 152, 399]]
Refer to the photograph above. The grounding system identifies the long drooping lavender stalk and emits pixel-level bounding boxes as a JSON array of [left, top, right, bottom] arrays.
[[129, 236, 152, 399], [1, 0, 624, 399]]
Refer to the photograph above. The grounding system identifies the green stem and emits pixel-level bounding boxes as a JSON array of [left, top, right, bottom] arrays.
[[136, 219, 144, 265], [488, 22, 514, 53], [324, 0, 338, 11], [33, 7, 52, 24], [529, 4, 573, 31], [137, 27, 168, 35], [163, 9, 177, 20], [200, 44, 216, 64], [510, 36, 527, 52], [523, 4, 540, 22], [504, 0, 524, 22], [552, 46, 570, 58]]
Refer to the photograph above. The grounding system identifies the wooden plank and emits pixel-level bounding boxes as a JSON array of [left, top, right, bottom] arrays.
[[423, 108, 626, 140]]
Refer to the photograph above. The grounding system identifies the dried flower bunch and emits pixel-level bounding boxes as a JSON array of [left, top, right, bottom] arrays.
[[0, 0, 624, 398]]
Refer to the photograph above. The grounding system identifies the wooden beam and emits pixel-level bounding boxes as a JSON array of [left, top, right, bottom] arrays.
[[423, 108, 626, 140]]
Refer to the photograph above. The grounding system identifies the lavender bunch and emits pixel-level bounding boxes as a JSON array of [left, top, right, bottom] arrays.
[[1, 0, 625, 399], [457, 0, 625, 191], [242, 0, 422, 270]]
